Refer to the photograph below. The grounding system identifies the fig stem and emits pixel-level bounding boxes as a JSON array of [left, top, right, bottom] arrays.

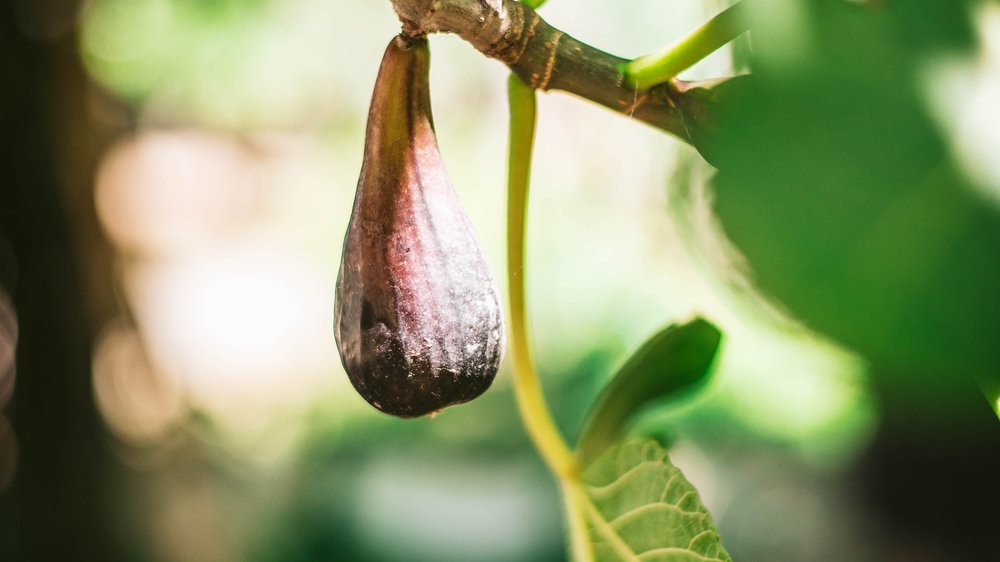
[[390, 0, 699, 142], [505, 74, 576, 479], [624, 2, 749, 89]]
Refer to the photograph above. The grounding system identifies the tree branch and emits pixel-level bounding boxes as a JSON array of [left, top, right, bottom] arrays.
[[390, 0, 714, 145]]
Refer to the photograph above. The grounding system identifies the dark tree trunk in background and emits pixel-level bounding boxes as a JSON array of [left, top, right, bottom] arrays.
[[860, 370, 1000, 562], [0, 1, 122, 559]]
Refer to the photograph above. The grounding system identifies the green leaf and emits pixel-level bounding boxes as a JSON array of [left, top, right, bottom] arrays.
[[576, 319, 721, 467], [581, 438, 731, 562], [698, 0, 1000, 388]]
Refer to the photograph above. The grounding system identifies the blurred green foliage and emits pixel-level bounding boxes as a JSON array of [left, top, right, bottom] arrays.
[[81, 0, 387, 127], [703, 0, 1000, 404]]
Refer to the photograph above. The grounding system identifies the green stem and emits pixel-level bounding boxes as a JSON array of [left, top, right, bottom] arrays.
[[522, 0, 547, 8], [625, 1, 749, 89], [506, 73, 576, 481], [562, 481, 594, 562], [975, 375, 1000, 420], [507, 73, 593, 560]]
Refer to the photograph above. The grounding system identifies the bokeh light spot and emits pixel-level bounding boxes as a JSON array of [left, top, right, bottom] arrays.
[[95, 131, 260, 254], [92, 323, 187, 445]]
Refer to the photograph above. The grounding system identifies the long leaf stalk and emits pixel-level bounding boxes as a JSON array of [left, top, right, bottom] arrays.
[[625, 2, 749, 89], [499, 5, 741, 560], [505, 74, 576, 480], [506, 73, 593, 560]]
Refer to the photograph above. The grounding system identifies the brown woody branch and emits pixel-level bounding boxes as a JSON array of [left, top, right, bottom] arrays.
[[389, 0, 720, 146]]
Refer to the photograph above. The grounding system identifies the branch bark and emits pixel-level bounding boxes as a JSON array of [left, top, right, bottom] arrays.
[[390, 0, 721, 146]]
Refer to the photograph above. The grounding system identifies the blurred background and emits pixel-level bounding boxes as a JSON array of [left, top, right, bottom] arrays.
[[1, 0, 998, 560]]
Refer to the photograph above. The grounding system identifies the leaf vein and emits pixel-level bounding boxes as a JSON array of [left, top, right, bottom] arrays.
[[686, 529, 715, 550], [582, 492, 640, 561], [658, 472, 681, 503], [637, 546, 726, 562], [609, 502, 709, 528]]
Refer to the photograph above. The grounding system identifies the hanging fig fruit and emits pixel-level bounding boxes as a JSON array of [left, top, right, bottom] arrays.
[[334, 36, 505, 418]]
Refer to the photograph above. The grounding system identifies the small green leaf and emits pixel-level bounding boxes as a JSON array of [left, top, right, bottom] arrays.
[[576, 319, 722, 467], [581, 439, 731, 562]]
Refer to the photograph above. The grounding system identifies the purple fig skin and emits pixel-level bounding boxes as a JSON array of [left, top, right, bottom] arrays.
[[334, 36, 505, 418]]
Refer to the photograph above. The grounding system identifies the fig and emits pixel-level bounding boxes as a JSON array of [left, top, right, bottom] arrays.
[[334, 36, 504, 418]]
